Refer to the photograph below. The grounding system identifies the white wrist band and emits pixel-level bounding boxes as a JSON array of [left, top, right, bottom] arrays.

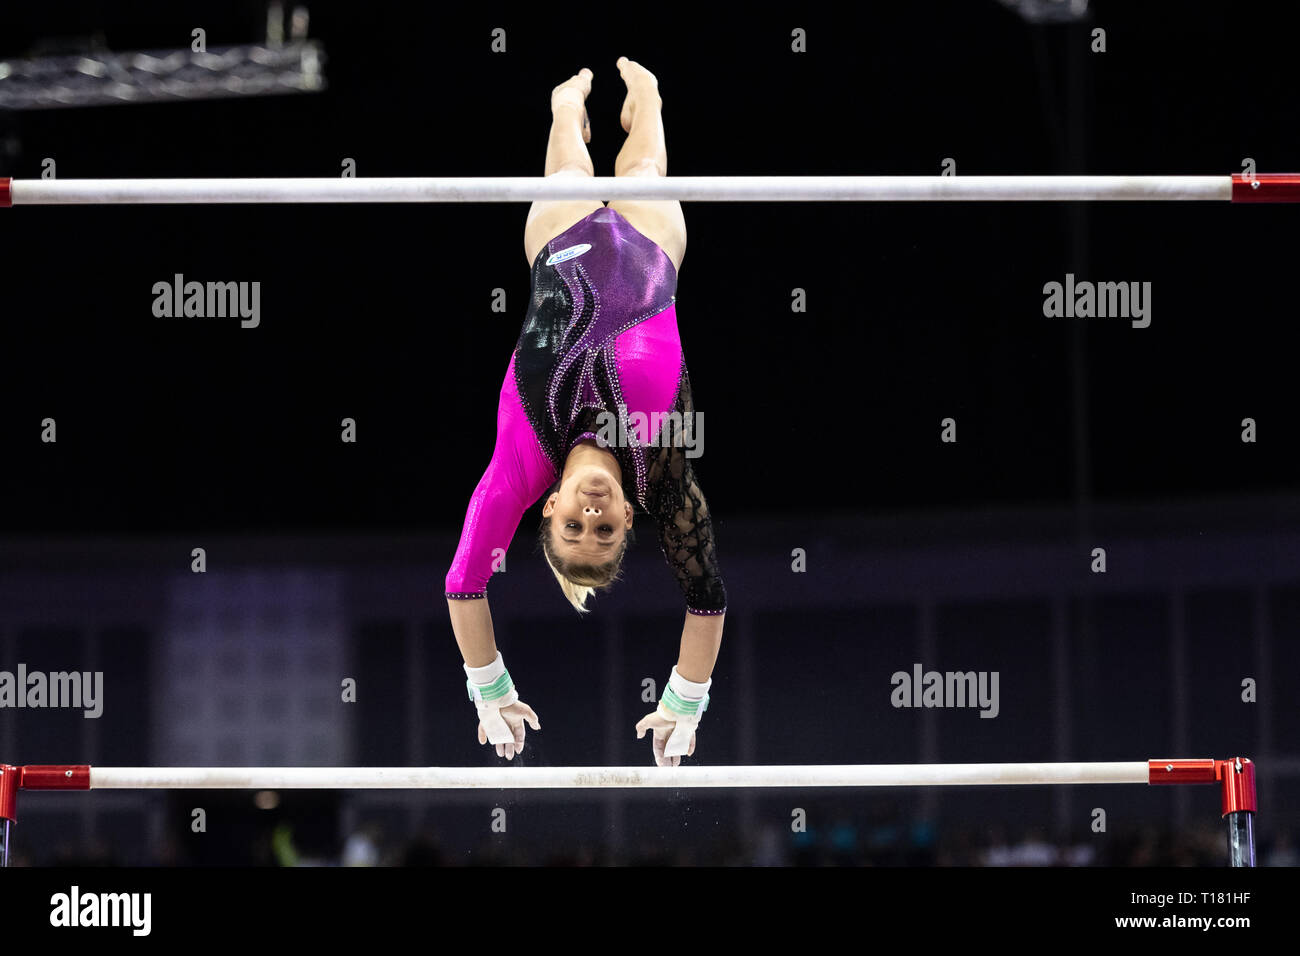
[[668, 666, 711, 700], [464, 651, 506, 684], [464, 652, 518, 709]]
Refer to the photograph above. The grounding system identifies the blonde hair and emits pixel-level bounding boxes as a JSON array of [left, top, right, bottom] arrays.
[[538, 515, 632, 613]]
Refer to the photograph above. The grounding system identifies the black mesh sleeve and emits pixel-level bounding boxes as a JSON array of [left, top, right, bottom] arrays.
[[641, 363, 727, 615]]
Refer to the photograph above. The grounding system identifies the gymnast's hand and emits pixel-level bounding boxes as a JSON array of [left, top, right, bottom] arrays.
[[477, 700, 541, 761], [637, 666, 711, 766], [635, 710, 697, 767]]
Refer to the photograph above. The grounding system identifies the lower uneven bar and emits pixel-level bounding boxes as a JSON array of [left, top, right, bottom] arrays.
[[69, 762, 1153, 790], [3, 760, 1254, 867]]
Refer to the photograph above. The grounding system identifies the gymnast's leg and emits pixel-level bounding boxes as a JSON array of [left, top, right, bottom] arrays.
[[523, 67, 606, 267], [606, 56, 687, 274]]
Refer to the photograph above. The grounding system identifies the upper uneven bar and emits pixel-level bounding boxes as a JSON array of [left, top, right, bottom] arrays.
[[57, 763, 1154, 790], [0, 175, 1251, 205]]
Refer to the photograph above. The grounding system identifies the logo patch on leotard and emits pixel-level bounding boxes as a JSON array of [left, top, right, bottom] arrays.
[[546, 243, 592, 266]]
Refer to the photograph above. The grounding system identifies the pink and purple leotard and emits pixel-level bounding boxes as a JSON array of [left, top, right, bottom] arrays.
[[445, 207, 726, 615]]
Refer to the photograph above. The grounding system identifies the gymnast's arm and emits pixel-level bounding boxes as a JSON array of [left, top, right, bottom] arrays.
[[445, 359, 554, 668], [647, 373, 729, 677], [661, 467, 728, 683], [635, 445, 728, 763], [444, 363, 553, 757], [676, 606, 725, 683], [447, 597, 499, 668]]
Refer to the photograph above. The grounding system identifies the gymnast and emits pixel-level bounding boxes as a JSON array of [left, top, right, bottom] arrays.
[[445, 58, 726, 766]]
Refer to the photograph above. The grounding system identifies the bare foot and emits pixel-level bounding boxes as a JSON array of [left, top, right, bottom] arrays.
[[551, 67, 593, 143], [616, 56, 661, 132]]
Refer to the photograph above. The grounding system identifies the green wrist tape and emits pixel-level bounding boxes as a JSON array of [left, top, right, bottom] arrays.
[[661, 685, 709, 718], [467, 669, 514, 703]]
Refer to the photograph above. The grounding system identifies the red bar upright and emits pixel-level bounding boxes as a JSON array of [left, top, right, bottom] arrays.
[[1219, 758, 1256, 816], [0, 766, 18, 823]]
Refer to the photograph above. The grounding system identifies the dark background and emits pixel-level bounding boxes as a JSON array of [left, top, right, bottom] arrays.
[[0, 0, 1295, 867]]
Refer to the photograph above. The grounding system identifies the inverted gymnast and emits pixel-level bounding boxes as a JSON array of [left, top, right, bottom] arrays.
[[445, 58, 726, 766]]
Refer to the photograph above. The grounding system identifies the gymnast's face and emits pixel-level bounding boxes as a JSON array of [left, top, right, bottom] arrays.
[[542, 465, 633, 563]]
